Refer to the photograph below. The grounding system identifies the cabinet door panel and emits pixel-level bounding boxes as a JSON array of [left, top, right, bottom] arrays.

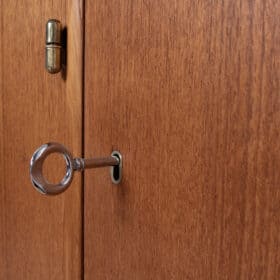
[[0, 1, 83, 279], [85, 1, 280, 279]]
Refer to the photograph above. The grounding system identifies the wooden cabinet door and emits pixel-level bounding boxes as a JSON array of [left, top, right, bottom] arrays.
[[0, 1, 83, 279], [84, 1, 280, 279]]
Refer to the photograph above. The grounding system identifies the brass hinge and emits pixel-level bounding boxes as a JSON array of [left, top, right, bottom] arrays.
[[45, 19, 63, 74]]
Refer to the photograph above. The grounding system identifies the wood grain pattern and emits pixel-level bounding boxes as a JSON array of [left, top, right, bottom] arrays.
[[84, 0, 280, 279], [0, 1, 83, 279]]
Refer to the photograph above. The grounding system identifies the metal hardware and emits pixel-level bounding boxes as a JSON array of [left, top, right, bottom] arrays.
[[30, 142, 122, 195], [110, 151, 122, 184], [45, 19, 62, 73]]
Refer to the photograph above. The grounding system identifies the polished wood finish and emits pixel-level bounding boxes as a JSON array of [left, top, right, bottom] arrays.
[[0, 1, 83, 278], [84, 1, 280, 278]]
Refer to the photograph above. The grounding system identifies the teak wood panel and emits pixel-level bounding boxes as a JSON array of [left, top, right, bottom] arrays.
[[85, 0, 280, 279], [0, 1, 83, 279]]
